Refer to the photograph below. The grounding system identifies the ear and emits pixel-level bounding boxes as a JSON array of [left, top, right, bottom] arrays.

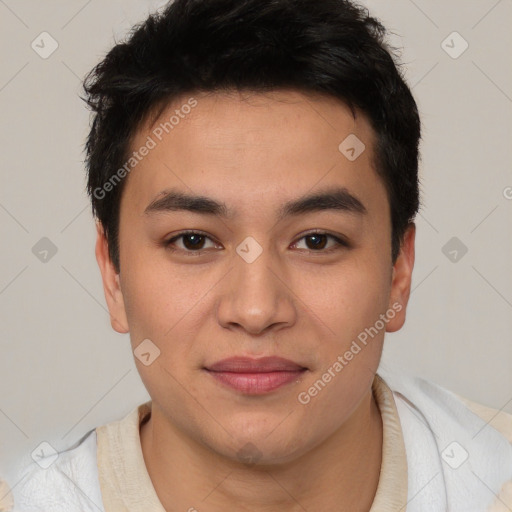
[[95, 221, 129, 333], [385, 223, 416, 333]]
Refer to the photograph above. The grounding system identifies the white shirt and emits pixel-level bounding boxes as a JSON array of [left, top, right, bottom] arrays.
[[6, 369, 512, 512]]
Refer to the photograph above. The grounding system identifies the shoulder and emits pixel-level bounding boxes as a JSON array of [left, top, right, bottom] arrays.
[[12, 429, 105, 512], [378, 369, 512, 511], [379, 368, 512, 444], [450, 395, 512, 511], [452, 393, 512, 443]]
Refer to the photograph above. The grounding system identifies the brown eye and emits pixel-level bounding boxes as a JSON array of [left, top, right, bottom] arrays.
[[180, 233, 206, 250], [293, 232, 348, 252], [164, 231, 218, 253], [304, 234, 328, 250]]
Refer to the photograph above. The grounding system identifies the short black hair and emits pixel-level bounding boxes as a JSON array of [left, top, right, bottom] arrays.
[[83, 0, 421, 272]]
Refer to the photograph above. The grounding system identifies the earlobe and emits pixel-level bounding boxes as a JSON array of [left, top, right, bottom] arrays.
[[94, 221, 129, 334], [385, 223, 416, 333]]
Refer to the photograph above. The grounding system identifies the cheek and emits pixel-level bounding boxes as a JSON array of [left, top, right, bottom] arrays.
[[120, 250, 218, 363], [121, 273, 164, 338], [119, 242, 173, 342], [294, 257, 391, 339]]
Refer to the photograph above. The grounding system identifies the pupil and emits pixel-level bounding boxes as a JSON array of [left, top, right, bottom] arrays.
[[307, 234, 326, 250], [184, 234, 204, 250]]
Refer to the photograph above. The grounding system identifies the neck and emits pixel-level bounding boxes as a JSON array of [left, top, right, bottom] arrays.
[[140, 389, 383, 512]]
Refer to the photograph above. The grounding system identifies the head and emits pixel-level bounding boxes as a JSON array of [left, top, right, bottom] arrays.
[[85, 0, 419, 463]]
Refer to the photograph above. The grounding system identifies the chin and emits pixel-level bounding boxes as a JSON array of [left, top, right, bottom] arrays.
[[212, 430, 312, 467]]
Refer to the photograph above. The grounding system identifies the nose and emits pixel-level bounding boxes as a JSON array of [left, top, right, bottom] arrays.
[[216, 244, 297, 336]]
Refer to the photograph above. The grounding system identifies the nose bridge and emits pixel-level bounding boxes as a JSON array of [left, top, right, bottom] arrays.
[[216, 239, 295, 334], [236, 244, 278, 305]]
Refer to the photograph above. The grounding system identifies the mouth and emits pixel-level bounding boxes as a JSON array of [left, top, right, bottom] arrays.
[[204, 356, 308, 395]]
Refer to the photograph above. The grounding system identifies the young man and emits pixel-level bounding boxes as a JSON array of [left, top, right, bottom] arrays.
[[6, 0, 512, 511]]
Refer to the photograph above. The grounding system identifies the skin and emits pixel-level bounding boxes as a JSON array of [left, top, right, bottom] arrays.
[[96, 89, 415, 511]]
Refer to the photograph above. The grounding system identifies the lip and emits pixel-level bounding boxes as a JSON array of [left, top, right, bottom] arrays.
[[206, 356, 306, 373], [204, 357, 308, 394]]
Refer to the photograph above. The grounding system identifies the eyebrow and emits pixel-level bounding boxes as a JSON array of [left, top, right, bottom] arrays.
[[143, 186, 367, 220]]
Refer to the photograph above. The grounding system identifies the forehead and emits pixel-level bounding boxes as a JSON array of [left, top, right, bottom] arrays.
[[120, 89, 388, 223]]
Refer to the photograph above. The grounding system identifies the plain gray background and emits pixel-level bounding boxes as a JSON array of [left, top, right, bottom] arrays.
[[1, 0, 511, 486]]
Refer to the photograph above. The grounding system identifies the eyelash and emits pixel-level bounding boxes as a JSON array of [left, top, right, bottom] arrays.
[[163, 230, 349, 256]]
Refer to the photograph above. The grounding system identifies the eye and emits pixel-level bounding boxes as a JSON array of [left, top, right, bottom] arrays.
[[292, 231, 348, 253], [164, 231, 219, 254], [163, 230, 349, 256]]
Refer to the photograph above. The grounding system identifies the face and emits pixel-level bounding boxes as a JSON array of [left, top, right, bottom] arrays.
[[96, 89, 415, 464]]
